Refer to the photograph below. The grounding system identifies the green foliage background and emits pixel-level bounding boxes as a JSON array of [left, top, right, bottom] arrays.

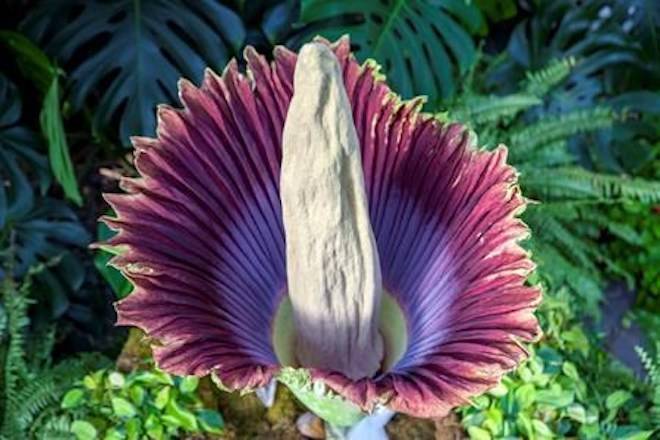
[[0, 0, 658, 439]]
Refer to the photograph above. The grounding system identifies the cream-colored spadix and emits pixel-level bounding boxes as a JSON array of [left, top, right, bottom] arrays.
[[280, 42, 384, 380]]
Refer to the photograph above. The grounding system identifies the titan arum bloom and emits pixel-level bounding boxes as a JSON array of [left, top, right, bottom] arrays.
[[101, 37, 541, 430]]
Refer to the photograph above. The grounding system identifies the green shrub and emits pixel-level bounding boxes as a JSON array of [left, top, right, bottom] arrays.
[[48, 365, 224, 440], [460, 288, 657, 440]]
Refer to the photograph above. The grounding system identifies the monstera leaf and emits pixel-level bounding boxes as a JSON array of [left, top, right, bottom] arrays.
[[0, 75, 88, 278], [22, 0, 246, 144], [295, 0, 484, 103], [0, 74, 49, 229]]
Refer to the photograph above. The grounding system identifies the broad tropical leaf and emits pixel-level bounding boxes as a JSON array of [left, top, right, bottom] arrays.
[[1, 31, 82, 205], [0, 76, 88, 278], [22, 0, 246, 144], [295, 0, 484, 103], [0, 75, 48, 229]]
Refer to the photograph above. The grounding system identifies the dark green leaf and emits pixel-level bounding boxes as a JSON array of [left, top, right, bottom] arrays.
[[0, 30, 57, 93], [606, 390, 632, 410], [94, 220, 132, 299], [111, 397, 137, 418], [71, 420, 97, 440], [178, 376, 199, 394], [23, 0, 245, 144], [474, 0, 517, 23], [297, 0, 482, 103], [61, 388, 85, 409], [154, 386, 171, 410], [40, 76, 82, 205], [165, 399, 198, 431], [196, 409, 224, 434]]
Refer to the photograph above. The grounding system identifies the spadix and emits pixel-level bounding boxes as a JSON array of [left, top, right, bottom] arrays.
[[281, 43, 383, 380]]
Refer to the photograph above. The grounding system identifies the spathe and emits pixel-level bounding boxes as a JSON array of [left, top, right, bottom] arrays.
[[103, 36, 541, 419]]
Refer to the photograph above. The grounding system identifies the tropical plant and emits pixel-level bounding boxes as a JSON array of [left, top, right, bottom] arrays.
[[47, 363, 224, 439], [448, 57, 660, 311], [293, 0, 485, 103], [636, 343, 660, 427], [607, 202, 660, 311], [1, 30, 82, 205], [461, 288, 657, 440], [485, 0, 660, 175], [21, 0, 246, 145], [0, 260, 107, 440], [487, 0, 658, 93], [0, 73, 94, 327], [0, 72, 88, 273]]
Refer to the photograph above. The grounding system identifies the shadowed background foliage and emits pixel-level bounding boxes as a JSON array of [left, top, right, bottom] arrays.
[[0, 0, 659, 439]]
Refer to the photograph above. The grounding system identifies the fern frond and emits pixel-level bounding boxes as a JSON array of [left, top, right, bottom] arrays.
[[0, 304, 6, 344], [31, 413, 74, 440], [26, 325, 56, 372], [509, 107, 613, 154], [529, 240, 603, 311], [8, 374, 58, 431], [577, 209, 643, 245], [525, 210, 600, 273], [1, 275, 31, 433], [635, 344, 660, 425], [521, 167, 660, 202], [455, 93, 543, 125], [0, 256, 109, 438], [523, 57, 576, 97], [514, 140, 575, 167]]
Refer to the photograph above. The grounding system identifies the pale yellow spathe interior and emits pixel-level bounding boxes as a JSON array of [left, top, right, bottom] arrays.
[[272, 292, 408, 373]]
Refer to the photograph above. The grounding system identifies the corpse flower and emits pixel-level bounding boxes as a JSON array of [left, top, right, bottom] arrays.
[[101, 37, 541, 435]]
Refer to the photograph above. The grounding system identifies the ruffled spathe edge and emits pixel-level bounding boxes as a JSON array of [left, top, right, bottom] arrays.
[[99, 36, 542, 418]]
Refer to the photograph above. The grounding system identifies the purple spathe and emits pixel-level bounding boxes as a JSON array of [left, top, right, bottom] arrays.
[[104, 37, 541, 418]]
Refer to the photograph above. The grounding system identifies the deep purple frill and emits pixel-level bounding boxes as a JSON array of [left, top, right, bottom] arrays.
[[104, 37, 541, 418]]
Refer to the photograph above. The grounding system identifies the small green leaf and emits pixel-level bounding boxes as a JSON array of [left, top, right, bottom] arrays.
[[516, 412, 533, 437], [146, 424, 164, 440], [154, 386, 171, 410], [488, 382, 508, 397], [103, 428, 123, 440], [606, 390, 632, 410], [130, 385, 146, 406], [166, 399, 198, 431], [161, 414, 183, 429], [108, 371, 126, 388], [518, 365, 533, 383], [514, 383, 536, 409], [536, 387, 574, 408], [83, 371, 104, 390], [94, 219, 133, 299], [532, 419, 554, 437], [111, 397, 137, 418], [126, 418, 141, 440], [197, 409, 224, 434], [609, 426, 654, 440], [135, 370, 174, 386], [179, 376, 199, 394], [62, 388, 85, 409], [566, 403, 587, 424], [483, 407, 503, 436], [467, 426, 491, 440], [71, 420, 97, 440], [561, 361, 580, 381]]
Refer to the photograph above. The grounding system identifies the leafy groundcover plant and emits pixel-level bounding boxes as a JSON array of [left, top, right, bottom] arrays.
[[52, 365, 223, 440], [100, 36, 542, 436]]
